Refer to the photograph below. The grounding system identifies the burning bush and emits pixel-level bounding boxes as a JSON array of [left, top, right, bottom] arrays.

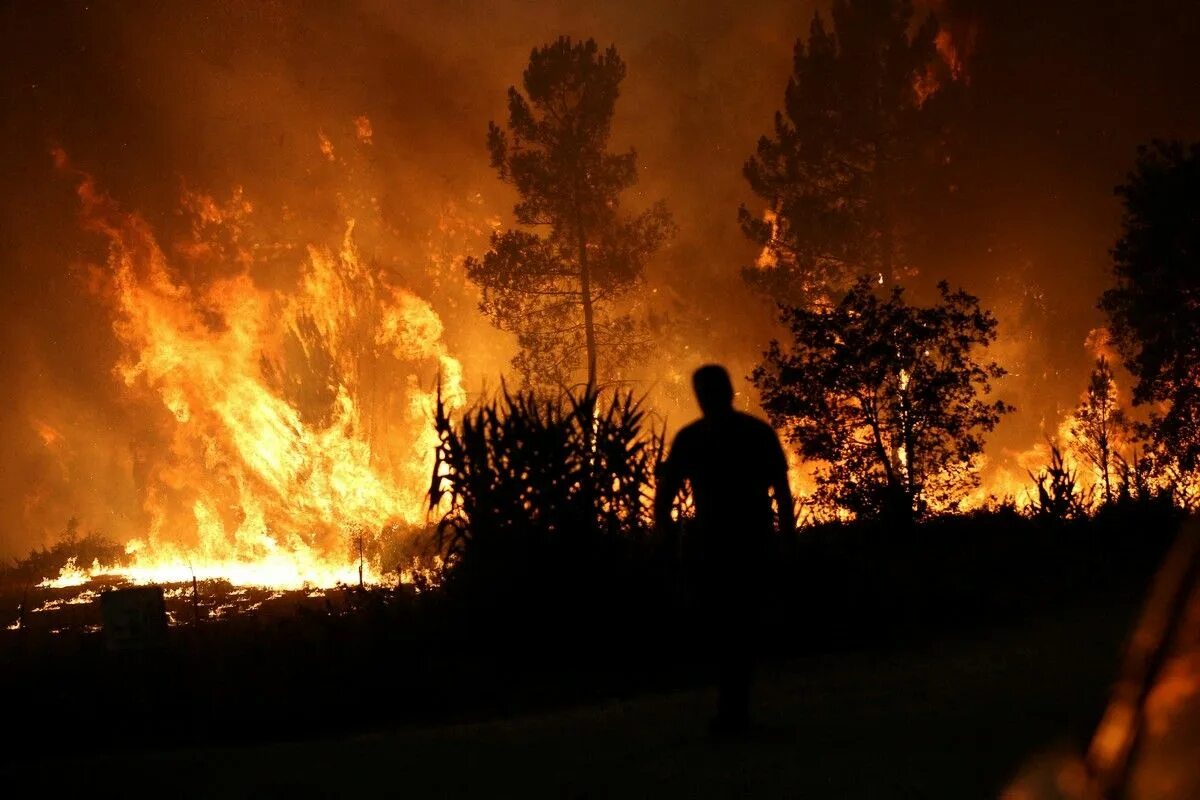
[[1, 518, 128, 589]]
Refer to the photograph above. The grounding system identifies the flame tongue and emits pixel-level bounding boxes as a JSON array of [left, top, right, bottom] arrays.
[[47, 158, 464, 590]]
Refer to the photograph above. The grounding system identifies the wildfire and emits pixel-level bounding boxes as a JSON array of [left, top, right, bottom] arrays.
[[354, 115, 374, 145], [754, 208, 779, 270], [913, 18, 976, 107], [935, 28, 967, 83], [32, 419, 63, 447], [39, 150, 466, 590], [38, 556, 93, 589]]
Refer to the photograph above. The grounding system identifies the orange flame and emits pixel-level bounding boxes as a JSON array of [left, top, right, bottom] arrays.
[[42, 150, 465, 589]]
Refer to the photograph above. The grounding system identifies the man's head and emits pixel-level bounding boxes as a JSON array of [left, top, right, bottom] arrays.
[[692, 364, 735, 416]]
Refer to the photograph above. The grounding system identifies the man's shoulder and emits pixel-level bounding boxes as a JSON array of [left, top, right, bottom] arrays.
[[674, 412, 779, 442], [672, 418, 706, 444], [732, 411, 778, 436]]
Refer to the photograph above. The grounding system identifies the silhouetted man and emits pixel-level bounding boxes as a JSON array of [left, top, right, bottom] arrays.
[[655, 364, 795, 735]]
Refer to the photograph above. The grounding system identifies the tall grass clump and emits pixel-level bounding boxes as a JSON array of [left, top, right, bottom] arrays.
[[428, 385, 665, 607]]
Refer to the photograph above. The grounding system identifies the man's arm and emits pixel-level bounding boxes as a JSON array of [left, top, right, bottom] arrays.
[[654, 434, 686, 533], [768, 432, 796, 538], [774, 476, 796, 538]]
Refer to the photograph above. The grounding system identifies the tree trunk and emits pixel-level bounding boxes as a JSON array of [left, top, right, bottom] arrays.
[[1099, 389, 1112, 504], [574, 197, 598, 391], [579, 231, 597, 391], [1100, 430, 1112, 504], [864, 402, 894, 484], [899, 386, 918, 511], [865, 401, 903, 514]]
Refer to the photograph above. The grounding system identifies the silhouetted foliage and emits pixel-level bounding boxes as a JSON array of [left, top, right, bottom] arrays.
[[466, 37, 674, 389], [1, 518, 127, 588], [429, 384, 665, 593], [1100, 140, 1200, 472], [753, 277, 1011, 520], [1027, 443, 1088, 521], [1109, 444, 1182, 514], [1069, 356, 1129, 504], [1114, 447, 1153, 506], [740, 0, 960, 305], [1114, 443, 1200, 512]]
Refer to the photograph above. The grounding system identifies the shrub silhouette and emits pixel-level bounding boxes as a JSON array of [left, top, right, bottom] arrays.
[[1028, 443, 1089, 520], [2, 519, 127, 589], [429, 384, 665, 600]]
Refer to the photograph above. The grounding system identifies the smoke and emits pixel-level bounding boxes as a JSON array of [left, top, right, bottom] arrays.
[[2, 0, 1200, 556]]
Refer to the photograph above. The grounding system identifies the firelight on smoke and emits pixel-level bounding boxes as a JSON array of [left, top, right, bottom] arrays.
[[39, 145, 466, 590]]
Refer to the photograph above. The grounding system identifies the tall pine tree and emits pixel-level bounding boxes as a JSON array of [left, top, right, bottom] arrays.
[[1100, 141, 1200, 473], [467, 38, 673, 389], [740, 0, 958, 305]]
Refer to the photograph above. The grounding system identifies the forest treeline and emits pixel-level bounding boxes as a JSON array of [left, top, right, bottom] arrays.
[[459, 3, 1200, 526]]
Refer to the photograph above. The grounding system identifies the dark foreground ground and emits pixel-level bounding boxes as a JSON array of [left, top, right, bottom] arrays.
[[1, 594, 1135, 799]]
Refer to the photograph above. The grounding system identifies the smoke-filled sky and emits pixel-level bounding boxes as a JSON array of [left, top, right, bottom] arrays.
[[2, 0, 1199, 556]]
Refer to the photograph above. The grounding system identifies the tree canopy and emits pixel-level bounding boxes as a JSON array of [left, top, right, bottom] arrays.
[[753, 277, 1011, 520], [466, 37, 673, 389], [1100, 140, 1200, 471], [740, 0, 959, 306]]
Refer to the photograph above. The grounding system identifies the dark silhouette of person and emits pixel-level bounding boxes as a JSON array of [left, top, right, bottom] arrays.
[[655, 364, 796, 735]]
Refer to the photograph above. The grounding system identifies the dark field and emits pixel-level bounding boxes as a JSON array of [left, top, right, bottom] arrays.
[[0, 508, 1178, 798], [1, 593, 1137, 798]]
